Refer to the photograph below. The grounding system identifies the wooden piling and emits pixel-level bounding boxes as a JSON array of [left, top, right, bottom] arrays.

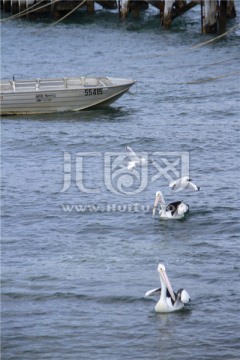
[[26, 0, 49, 19], [201, 0, 236, 34], [0, 0, 237, 34], [25, 2, 35, 20], [118, 0, 149, 20], [18, 0, 27, 13], [3, 0, 11, 12], [11, 0, 19, 14], [51, 0, 85, 20], [219, 0, 227, 34], [119, 0, 129, 18], [97, 0, 117, 10], [227, 0, 236, 18], [202, 0, 218, 34], [51, 0, 61, 20], [163, 0, 175, 29], [87, 0, 94, 14]]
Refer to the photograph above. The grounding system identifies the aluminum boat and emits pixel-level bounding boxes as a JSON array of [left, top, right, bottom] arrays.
[[0, 76, 136, 115]]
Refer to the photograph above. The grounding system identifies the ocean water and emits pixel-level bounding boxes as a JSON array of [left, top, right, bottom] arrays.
[[1, 5, 240, 360]]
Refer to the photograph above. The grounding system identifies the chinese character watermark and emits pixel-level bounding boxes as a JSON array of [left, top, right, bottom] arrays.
[[60, 151, 189, 195]]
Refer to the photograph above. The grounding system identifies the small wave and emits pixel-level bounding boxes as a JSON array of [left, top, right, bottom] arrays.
[[96, 295, 143, 305], [2, 290, 144, 306]]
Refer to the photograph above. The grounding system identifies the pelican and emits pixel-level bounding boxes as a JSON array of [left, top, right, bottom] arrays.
[[145, 264, 191, 313], [153, 191, 189, 219], [126, 145, 154, 171], [169, 176, 202, 192]]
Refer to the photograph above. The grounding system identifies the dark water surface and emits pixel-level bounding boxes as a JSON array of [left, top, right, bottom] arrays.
[[1, 6, 240, 360]]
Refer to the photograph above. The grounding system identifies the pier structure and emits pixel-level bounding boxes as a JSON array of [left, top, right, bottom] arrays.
[[1, 0, 237, 34]]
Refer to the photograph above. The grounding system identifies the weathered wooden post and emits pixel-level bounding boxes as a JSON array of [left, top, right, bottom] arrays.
[[18, 0, 27, 13], [87, 0, 94, 14], [202, 0, 218, 34], [119, 0, 129, 19], [158, 0, 165, 25], [130, 1, 148, 19], [226, 0, 236, 18], [11, 0, 19, 14], [219, 0, 227, 34], [3, 0, 11, 12], [162, 0, 175, 28], [25, 0, 42, 19], [201, 0, 236, 34], [175, 0, 187, 11], [162, 0, 187, 29], [218, 0, 237, 35], [51, 0, 61, 20], [132, 3, 140, 19]]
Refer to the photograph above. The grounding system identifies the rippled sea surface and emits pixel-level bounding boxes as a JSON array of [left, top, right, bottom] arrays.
[[1, 5, 240, 360]]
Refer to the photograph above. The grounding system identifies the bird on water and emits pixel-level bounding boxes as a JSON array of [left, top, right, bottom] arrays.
[[145, 264, 191, 313], [153, 191, 189, 219]]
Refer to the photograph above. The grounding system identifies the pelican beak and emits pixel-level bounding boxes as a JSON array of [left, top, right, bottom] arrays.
[[161, 269, 176, 302], [153, 193, 160, 216]]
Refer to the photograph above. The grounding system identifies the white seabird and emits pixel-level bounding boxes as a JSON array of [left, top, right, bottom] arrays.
[[169, 176, 202, 192], [153, 191, 189, 219], [126, 145, 154, 171], [145, 263, 191, 313]]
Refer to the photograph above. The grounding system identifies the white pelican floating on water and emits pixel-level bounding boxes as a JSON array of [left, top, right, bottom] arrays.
[[145, 264, 191, 313], [153, 191, 189, 219], [126, 145, 154, 171], [169, 176, 202, 192]]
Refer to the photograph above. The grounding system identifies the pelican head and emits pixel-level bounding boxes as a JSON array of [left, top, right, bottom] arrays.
[[157, 263, 176, 302], [155, 191, 162, 204]]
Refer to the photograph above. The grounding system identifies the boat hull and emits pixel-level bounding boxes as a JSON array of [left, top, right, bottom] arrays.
[[0, 77, 135, 115]]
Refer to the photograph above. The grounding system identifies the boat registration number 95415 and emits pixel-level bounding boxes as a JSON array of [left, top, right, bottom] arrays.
[[85, 88, 103, 96]]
